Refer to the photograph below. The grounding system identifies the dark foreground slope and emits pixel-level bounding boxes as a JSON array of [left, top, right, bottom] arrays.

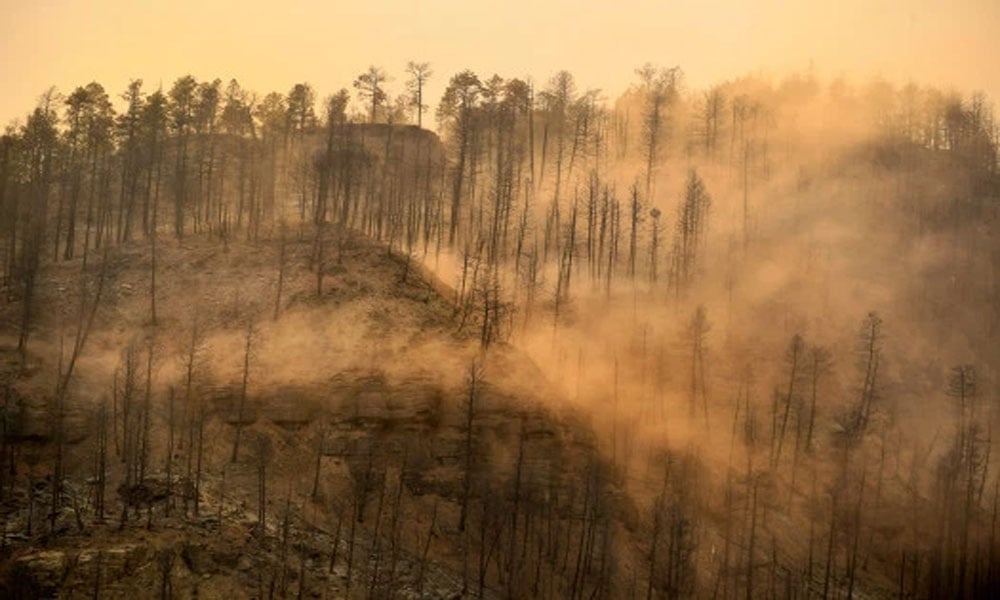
[[0, 227, 636, 598]]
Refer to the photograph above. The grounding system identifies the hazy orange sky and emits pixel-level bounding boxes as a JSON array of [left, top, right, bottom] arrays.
[[1, 0, 998, 126]]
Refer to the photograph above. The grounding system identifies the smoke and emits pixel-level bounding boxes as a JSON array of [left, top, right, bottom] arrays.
[[6, 64, 997, 596], [406, 71, 1000, 514]]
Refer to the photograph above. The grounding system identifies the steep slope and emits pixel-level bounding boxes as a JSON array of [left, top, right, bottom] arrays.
[[0, 226, 636, 598]]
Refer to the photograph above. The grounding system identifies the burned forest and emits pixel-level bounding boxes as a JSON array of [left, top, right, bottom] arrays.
[[1, 4, 1000, 598]]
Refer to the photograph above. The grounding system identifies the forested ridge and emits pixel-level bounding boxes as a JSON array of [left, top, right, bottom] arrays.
[[1, 64, 999, 598]]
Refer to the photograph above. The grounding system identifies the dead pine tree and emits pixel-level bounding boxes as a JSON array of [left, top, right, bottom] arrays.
[[314, 224, 326, 298], [346, 440, 377, 596], [845, 469, 868, 600], [506, 417, 528, 595], [459, 359, 482, 532], [772, 334, 804, 468], [182, 319, 203, 513], [278, 485, 293, 596], [273, 222, 287, 320], [111, 369, 120, 459], [386, 456, 407, 593], [138, 337, 155, 486], [92, 551, 104, 597], [612, 354, 620, 467], [0, 387, 12, 505], [649, 207, 662, 285], [805, 345, 833, 454], [671, 170, 712, 296], [159, 549, 174, 600], [367, 467, 389, 598], [149, 203, 158, 325], [685, 305, 711, 431], [217, 466, 226, 528], [118, 342, 140, 529], [822, 490, 838, 600], [746, 476, 761, 600], [477, 484, 504, 599], [417, 501, 438, 596], [311, 426, 326, 500], [193, 393, 206, 518], [945, 363, 985, 598], [231, 321, 255, 463], [628, 182, 643, 279], [16, 222, 43, 368], [165, 387, 175, 516], [328, 502, 344, 574], [850, 311, 883, 441], [256, 436, 272, 540], [647, 480, 667, 600], [716, 464, 736, 599], [635, 64, 680, 198], [93, 399, 109, 523]]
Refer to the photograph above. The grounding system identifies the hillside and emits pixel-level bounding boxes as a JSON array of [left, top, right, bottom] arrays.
[[0, 226, 637, 598], [1, 65, 999, 599]]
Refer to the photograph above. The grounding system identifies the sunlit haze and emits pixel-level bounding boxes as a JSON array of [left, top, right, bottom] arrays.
[[2, 0, 998, 125], [3, 1, 1000, 597]]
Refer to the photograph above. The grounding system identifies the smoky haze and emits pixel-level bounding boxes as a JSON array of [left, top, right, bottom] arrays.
[[1, 2, 999, 598], [1, 0, 999, 128]]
